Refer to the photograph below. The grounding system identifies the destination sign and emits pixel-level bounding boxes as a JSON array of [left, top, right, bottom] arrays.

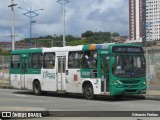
[[112, 46, 143, 54]]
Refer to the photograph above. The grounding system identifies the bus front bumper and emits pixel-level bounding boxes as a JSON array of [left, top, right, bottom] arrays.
[[110, 85, 147, 96]]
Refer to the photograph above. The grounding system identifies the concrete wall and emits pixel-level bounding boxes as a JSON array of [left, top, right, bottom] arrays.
[[144, 46, 160, 91]]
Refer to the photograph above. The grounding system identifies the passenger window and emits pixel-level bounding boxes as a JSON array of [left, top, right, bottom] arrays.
[[43, 53, 55, 69], [29, 53, 43, 68], [68, 51, 83, 68], [82, 51, 97, 69], [11, 55, 20, 69]]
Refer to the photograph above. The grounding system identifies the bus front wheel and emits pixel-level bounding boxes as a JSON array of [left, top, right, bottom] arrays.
[[84, 84, 94, 100], [33, 81, 41, 95]]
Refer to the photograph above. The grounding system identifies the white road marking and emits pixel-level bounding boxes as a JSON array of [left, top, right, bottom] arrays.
[[0, 93, 27, 97], [14, 94, 27, 97]]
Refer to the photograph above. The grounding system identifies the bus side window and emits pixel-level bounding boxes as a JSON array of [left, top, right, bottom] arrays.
[[29, 53, 43, 69], [43, 52, 55, 69], [22, 59, 27, 72], [11, 62, 20, 68], [82, 51, 97, 69], [68, 51, 82, 69], [11, 55, 20, 69]]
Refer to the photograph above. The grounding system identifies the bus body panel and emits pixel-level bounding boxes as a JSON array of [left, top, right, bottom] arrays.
[[110, 76, 146, 96], [41, 68, 57, 91], [66, 68, 82, 93], [25, 74, 41, 90], [10, 44, 147, 98], [10, 74, 21, 89]]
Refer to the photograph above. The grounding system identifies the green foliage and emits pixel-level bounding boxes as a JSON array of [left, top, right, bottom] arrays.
[[17, 31, 120, 47], [0, 49, 10, 56], [82, 31, 94, 37], [20, 38, 30, 43], [112, 32, 120, 37], [82, 31, 113, 44], [67, 39, 87, 46]]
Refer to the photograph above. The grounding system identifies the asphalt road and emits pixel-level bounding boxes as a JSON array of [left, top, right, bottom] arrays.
[[0, 88, 160, 120]]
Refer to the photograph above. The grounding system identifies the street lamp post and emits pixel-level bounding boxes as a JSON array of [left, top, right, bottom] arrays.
[[30, 20, 36, 48], [57, 0, 69, 47], [8, 0, 17, 50], [18, 7, 43, 48]]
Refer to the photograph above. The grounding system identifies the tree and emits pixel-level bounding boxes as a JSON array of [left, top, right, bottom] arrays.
[[112, 32, 120, 37], [67, 39, 87, 46], [82, 31, 94, 37], [0, 49, 10, 56]]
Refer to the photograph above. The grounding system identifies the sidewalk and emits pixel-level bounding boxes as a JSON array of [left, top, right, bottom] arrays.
[[0, 79, 11, 89], [0, 79, 160, 100], [145, 90, 160, 100]]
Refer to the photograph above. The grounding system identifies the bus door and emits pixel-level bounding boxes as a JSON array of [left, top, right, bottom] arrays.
[[101, 55, 109, 93], [20, 54, 28, 89], [57, 56, 66, 91]]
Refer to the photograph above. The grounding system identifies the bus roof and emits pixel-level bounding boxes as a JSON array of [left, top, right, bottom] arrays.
[[82, 43, 141, 51], [82, 43, 113, 51], [11, 43, 141, 54], [43, 45, 83, 52]]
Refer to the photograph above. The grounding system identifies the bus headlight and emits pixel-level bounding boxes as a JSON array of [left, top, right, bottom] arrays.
[[141, 81, 146, 86], [113, 80, 122, 87]]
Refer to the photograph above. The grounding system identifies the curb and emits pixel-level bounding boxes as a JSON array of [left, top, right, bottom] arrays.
[[0, 86, 12, 89], [145, 95, 160, 101], [124, 95, 160, 101], [0, 107, 49, 119]]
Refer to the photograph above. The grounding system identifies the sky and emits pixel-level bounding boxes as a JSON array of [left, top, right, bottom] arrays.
[[0, 0, 129, 41]]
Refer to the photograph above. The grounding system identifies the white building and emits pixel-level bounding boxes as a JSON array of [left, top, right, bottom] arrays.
[[129, 0, 143, 41], [146, 0, 160, 41]]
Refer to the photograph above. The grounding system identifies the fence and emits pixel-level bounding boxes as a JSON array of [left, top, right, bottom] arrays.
[[0, 55, 10, 80]]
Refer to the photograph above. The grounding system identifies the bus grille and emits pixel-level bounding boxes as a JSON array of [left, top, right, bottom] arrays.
[[119, 80, 141, 84], [125, 89, 137, 93]]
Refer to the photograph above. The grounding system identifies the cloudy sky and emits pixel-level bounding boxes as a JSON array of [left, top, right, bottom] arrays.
[[0, 0, 129, 41]]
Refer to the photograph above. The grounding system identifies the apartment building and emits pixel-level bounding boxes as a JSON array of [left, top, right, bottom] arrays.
[[129, 0, 160, 42], [145, 0, 160, 41], [129, 0, 144, 41]]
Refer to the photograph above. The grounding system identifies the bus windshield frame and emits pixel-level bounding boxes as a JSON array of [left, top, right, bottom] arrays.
[[112, 53, 146, 78]]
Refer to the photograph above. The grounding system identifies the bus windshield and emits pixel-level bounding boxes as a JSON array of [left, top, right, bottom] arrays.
[[112, 54, 146, 78]]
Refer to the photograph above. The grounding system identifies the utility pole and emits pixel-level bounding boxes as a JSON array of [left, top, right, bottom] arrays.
[[57, 0, 69, 46], [8, 0, 17, 50]]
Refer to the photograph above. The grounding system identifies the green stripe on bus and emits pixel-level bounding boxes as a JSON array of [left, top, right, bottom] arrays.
[[11, 48, 42, 54]]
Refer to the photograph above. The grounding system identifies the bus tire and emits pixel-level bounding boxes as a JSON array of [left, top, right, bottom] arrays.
[[33, 81, 41, 95], [84, 84, 94, 100]]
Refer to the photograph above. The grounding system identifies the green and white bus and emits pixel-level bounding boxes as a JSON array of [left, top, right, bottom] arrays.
[[10, 43, 146, 99]]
